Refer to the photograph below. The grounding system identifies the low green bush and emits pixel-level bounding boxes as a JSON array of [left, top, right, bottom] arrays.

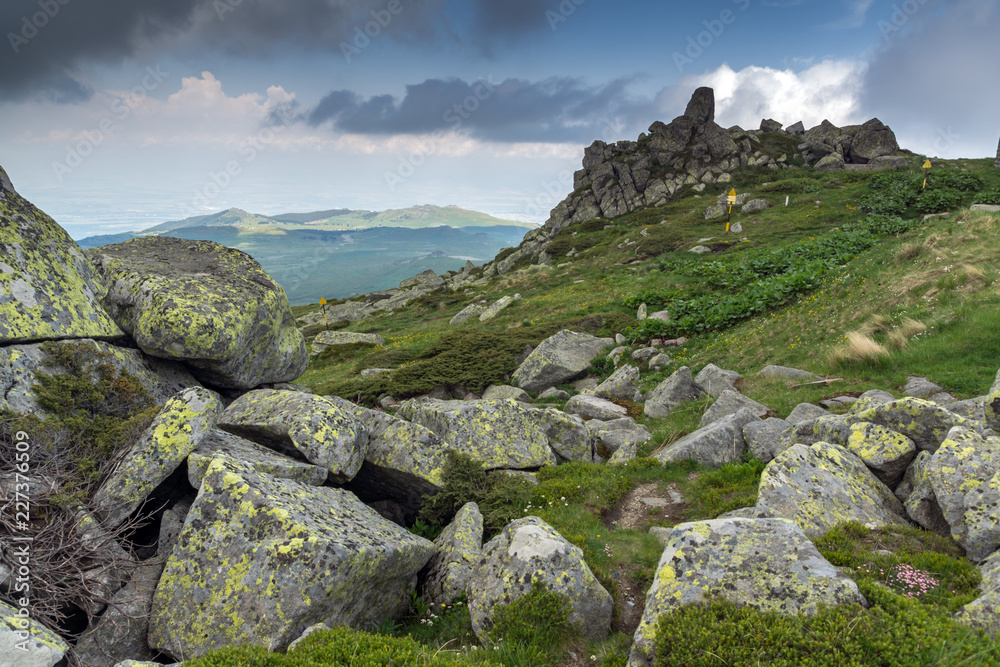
[[916, 188, 965, 213], [488, 581, 575, 663], [974, 188, 1000, 205]]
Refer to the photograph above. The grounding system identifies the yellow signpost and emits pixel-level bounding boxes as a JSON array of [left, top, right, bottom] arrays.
[[923, 159, 932, 190], [319, 297, 329, 329], [726, 188, 737, 233]]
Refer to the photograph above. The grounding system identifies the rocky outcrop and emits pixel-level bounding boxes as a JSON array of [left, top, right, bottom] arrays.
[[628, 518, 867, 667], [0, 167, 124, 345], [149, 455, 435, 659], [467, 517, 612, 643], [420, 502, 483, 607], [188, 429, 329, 488], [88, 237, 307, 389]]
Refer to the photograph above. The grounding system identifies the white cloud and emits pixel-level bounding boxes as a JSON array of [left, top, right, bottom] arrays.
[[823, 0, 875, 30], [662, 60, 868, 130]]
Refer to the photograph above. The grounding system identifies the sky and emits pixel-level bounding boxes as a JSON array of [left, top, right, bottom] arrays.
[[1, 0, 998, 239]]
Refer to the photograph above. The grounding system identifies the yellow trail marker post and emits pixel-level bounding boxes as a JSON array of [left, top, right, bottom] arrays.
[[319, 297, 329, 330], [923, 159, 932, 190], [726, 188, 737, 233]]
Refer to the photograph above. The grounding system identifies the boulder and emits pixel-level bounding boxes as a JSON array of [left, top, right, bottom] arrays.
[[786, 403, 831, 424], [699, 389, 769, 427], [848, 118, 899, 164], [757, 365, 822, 382], [756, 442, 908, 538], [399, 269, 444, 290], [955, 549, 1000, 634], [853, 397, 974, 452], [903, 376, 944, 399], [741, 198, 771, 214], [759, 119, 783, 133], [644, 366, 704, 418], [589, 417, 652, 460], [785, 121, 806, 136], [984, 369, 1000, 432], [564, 394, 628, 421], [845, 422, 917, 488], [1, 601, 69, 667], [479, 293, 522, 322], [149, 455, 435, 659], [89, 237, 307, 389], [814, 153, 846, 172], [927, 427, 1000, 561], [653, 408, 760, 467], [532, 408, 593, 463], [482, 385, 532, 403], [450, 302, 487, 325], [0, 169, 124, 345], [628, 518, 867, 667], [684, 86, 715, 124], [743, 417, 792, 463], [512, 330, 613, 393], [420, 502, 483, 607], [694, 363, 741, 397], [219, 389, 368, 483], [467, 517, 612, 643], [93, 387, 223, 527], [398, 399, 556, 470], [0, 338, 199, 417], [648, 353, 671, 370], [310, 331, 384, 357], [538, 387, 571, 400], [849, 389, 897, 415], [188, 429, 328, 488], [595, 364, 642, 402], [776, 414, 853, 452], [894, 451, 949, 535]]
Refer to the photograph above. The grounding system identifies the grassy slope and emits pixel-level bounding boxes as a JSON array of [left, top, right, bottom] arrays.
[[276, 157, 1000, 665]]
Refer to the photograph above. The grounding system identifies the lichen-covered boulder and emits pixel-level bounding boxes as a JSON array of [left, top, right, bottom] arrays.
[[955, 550, 1000, 634], [565, 393, 628, 421], [532, 408, 592, 463], [852, 397, 973, 452], [450, 302, 487, 325], [694, 363, 742, 398], [654, 408, 759, 467], [699, 389, 769, 427], [94, 387, 223, 527], [511, 330, 613, 393], [776, 414, 852, 452], [88, 237, 307, 389], [481, 385, 532, 403], [479, 293, 522, 322], [846, 422, 917, 487], [757, 365, 823, 382], [743, 417, 792, 462], [756, 442, 907, 538], [627, 518, 867, 667], [848, 390, 897, 415], [188, 429, 328, 488], [848, 118, 899, 164], [1, 601, 69, 667], [595, 365, 642, 402], [927, 427, 1000, 561], [420, 502, 483, 607], [644, 366, 704, 418], [310, 330, 385, 357], [0, 338, 199, 416], [467, 517, 612, 642], [0, 167, 124, 345], [895, 451, 949, 535], [148, 455, 435, 659], [397, 399, 556, 470], [219, 390, 368, 483]]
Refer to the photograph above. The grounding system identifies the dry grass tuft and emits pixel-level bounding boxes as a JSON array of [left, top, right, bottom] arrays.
[[829, 331, 891, 366], [858, 315, 890, 337], [896, 243, 925, 261]]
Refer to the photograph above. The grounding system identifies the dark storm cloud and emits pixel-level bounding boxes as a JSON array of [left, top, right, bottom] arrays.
[[307, 76, 655, 143], [1, 0, 554, 102]]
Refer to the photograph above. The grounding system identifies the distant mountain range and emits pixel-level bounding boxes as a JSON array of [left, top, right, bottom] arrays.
[[78, 205, 535, 305]]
